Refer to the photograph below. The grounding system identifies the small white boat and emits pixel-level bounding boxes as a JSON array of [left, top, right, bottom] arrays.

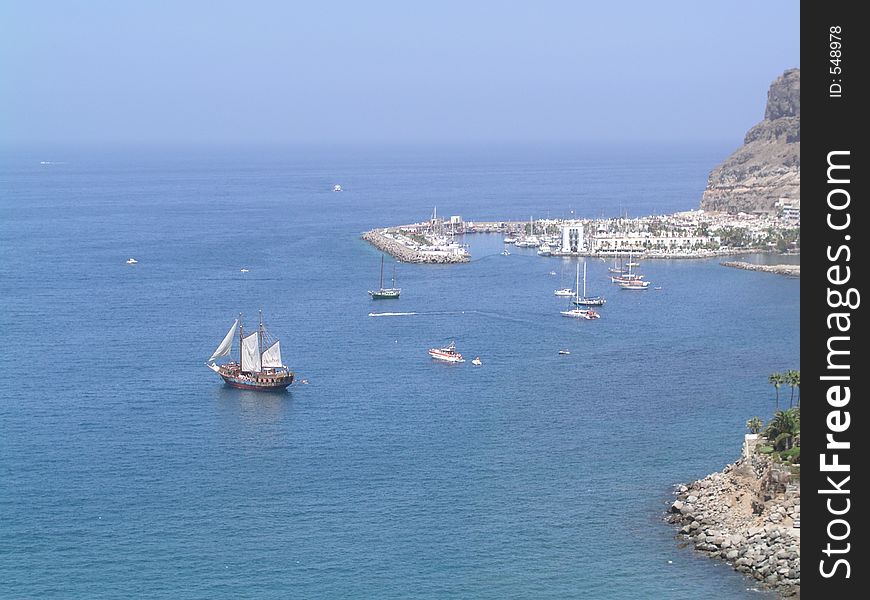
[[503, 236, 517, 244], [561, 307, 600, 319], [537, 243, 552, 257], [548, 270, 557, 276], [471, 357, 482, 366], [502, 249, 511, 256], [428, 341, 465, 363], [554, 288, 574, 297], [618, 280, 651, 290], [558, 349, 571, 355], [125, 258, 138, 264], [333, 184, 343, 192], [240, 268, 249, 273]]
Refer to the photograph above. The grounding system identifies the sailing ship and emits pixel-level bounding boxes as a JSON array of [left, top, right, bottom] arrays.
[[561, 263, 600, 319], [206, 312, 294, 390], [573, 261, 606, 306], [428, 341, 465, 363], [369, 254, 401, 299]]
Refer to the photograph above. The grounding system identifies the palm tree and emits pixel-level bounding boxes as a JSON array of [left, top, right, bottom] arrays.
[[746, 417, 763, 435], [765, 409, 800, 451], [785, 370, 800, 407], [768, 372, 784, 410], [793, 370, 800, 406]]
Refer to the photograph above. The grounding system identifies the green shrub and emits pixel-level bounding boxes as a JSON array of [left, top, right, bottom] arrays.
[[780, 446, 800, 463], [758, 445, 774, 455]]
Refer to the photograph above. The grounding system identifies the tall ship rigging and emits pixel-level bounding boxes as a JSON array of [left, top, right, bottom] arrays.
[[206, 312, 294, 390]]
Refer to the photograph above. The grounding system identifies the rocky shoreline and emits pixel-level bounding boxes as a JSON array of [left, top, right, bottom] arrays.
[[721, 261, 800, 277], [667, 452, 800, 597]]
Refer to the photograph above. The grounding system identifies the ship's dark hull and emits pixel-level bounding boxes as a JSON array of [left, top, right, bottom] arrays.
[[221, 375, 293, 391], [215, 365, 294, 391]]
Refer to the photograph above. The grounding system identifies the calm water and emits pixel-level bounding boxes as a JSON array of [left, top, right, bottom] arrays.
[[0, 145, 799, 598]]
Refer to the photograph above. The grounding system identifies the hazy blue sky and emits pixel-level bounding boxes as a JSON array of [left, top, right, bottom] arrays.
[[2, 1, 799, 146]]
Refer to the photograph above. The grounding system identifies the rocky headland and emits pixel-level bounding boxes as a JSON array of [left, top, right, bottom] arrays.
[[667, 451, 800, 597], [667, 454, 801, 598], [700, 69, 800, 214]]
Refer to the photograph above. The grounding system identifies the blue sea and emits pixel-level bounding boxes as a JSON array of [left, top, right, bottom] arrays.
[[0, 144, 799, 598]]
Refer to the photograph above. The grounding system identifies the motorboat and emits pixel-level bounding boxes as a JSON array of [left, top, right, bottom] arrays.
[[428, 341, 465, 363]]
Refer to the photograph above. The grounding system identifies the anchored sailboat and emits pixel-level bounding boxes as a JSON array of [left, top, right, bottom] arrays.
[[206, 312, 294, 390], [573, 261, 606, 306], [561, 263, 600, 319], [369, 254, 401, 299]]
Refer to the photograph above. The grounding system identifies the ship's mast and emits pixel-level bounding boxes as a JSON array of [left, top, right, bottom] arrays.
[[238, 313, 244, 369], [258, 310, 264, 363]]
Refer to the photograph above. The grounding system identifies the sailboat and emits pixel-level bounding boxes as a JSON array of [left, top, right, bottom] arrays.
[[561, 263, 600, 319], [573, 261, 606, 306], [554, 262, 574, 296], [369, 254, 401, 299], [206, 312, 294, 390], [607, 255, 626, 274], [611, 252, 645, 284]]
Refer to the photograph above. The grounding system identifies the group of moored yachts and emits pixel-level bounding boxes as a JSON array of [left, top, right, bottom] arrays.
[[552, 255, 654, 320]]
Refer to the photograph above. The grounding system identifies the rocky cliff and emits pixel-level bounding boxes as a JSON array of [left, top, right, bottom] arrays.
[[700, 69, 800, 214], [667, 453, 800, 596]]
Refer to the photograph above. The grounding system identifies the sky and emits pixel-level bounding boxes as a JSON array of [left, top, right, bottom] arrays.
[[1, 1, 800, 147]]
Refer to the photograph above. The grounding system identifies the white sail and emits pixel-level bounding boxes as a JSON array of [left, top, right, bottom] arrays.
[[209, 319, 238, 363], [241, 332, 261, 372], [261, 341, 283, 368]]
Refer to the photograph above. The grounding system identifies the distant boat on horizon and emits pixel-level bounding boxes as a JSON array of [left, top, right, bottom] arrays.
[[333, 184, 343, 192], [125, 258, 138, 264]]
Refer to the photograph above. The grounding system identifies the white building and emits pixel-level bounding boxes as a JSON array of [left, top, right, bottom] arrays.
[[775, 199, 800, 222], [560, 222, 585, 253], [591, 232, 719, 253]]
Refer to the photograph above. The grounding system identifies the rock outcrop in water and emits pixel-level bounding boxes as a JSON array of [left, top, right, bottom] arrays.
[[700, 69, 800, 214], [667, 452, 800, 597]]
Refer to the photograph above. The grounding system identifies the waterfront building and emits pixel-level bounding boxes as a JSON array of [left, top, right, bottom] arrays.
[[560, 221, 585, 253]]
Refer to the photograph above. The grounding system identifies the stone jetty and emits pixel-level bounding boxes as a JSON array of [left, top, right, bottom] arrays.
[[666, 453, 800, 597], [721, 261, 800, 277], [362, 229, 471, 264]]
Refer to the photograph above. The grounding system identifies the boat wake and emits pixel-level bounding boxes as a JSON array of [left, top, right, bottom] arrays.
[[368, 311, 418, 317]]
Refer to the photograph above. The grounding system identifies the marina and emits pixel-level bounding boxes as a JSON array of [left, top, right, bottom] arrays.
[[363, 209, 799, 264]]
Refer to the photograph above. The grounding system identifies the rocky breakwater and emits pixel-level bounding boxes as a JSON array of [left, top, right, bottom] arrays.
[[666, 454, 800, 597], [700, 68, 800, 214], [721, 261, 800, 277], [362, 229, 471, 264]]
